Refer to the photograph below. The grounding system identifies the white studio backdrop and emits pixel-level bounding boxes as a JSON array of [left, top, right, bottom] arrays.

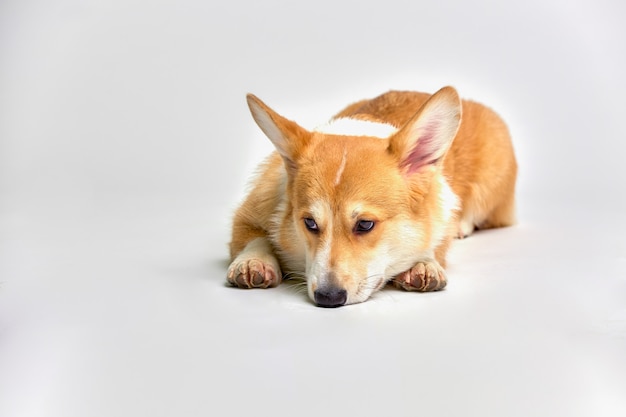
[[1, 0, 624, 207], [1, 1, 625, 417]]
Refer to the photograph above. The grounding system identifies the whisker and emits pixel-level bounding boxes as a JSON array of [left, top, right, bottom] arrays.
[[355, 273, 395, 302], [280, 269, 309, 296], [282, 270, 306, 281]]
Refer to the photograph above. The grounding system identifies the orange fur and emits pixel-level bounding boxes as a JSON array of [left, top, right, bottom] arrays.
[[227, 87, 517, 307], [336, 90, 517, 235]]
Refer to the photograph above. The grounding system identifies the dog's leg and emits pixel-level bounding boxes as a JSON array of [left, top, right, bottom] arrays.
[[480, 184, 517, 230], [392, 235, 450, 292], [392, 260, 447, 292], [457, 215, 476, 239], [455, 192, 479, 239], [227, 237, 282, 289]]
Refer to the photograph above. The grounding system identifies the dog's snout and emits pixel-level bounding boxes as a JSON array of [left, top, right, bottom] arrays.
[[314, 287, 347, 308]]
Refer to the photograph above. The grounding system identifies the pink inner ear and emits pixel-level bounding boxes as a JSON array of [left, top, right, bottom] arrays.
[[400, 121, 443, 174]]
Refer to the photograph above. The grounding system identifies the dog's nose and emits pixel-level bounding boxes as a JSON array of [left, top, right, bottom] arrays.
[[314, 287, 347, 308]]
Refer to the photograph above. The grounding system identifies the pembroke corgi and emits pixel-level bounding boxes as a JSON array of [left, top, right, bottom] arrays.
[[227, 86, 517, 307]]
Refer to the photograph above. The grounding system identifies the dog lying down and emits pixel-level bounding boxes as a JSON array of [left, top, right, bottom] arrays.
[[227, 86, 517, 307]]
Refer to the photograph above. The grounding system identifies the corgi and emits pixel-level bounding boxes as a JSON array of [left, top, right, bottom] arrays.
[[227, 86, 517, 307]]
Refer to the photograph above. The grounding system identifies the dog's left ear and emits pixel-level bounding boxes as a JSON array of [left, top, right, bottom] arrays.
[[388, 86, 461, 175], [246, 94, 311, 175]]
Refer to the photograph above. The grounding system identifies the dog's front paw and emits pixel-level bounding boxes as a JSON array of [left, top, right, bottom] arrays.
[[392, 261, 447, 292], [227, 256, 282, 289]]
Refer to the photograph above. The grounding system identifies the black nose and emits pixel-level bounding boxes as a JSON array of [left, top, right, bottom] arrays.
[[314, 287, 347, 308]]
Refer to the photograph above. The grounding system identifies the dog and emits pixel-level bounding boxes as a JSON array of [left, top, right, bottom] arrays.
[[227, 86, 517, 307]]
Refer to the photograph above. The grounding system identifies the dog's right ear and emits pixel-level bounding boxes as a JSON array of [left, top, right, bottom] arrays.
[[246, 94, 311, 174]]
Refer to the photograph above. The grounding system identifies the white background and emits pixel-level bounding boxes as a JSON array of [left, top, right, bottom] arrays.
[[1, 1, 625, 416]]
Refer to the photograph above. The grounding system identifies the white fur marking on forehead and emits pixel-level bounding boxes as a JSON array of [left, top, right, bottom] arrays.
[[334, 149, 348, 186], [314, 117, 398, 138]]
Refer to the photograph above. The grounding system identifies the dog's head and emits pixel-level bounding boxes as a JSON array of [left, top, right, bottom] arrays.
[[247, 87, 461, 307]]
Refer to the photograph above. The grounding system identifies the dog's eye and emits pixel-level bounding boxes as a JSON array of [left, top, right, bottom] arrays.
[[304, 218, 319, 233], [355, 220, 375, 234]]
